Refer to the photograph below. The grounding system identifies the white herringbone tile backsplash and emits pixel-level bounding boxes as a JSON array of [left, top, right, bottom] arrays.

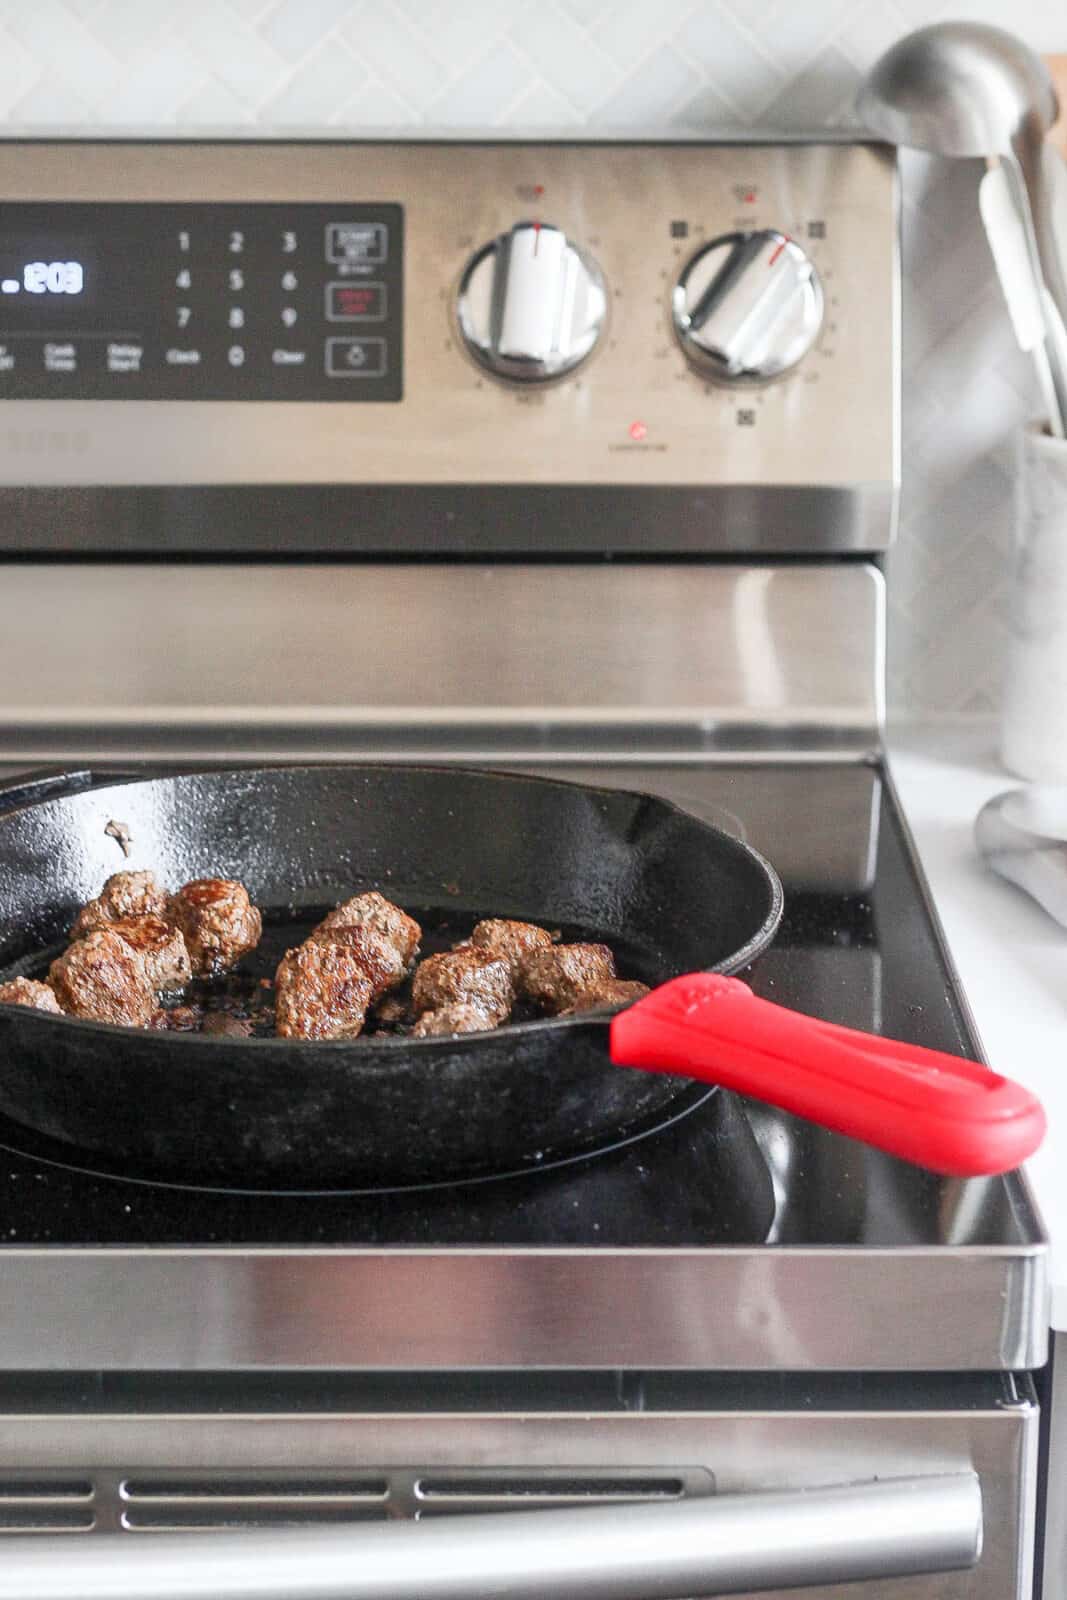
[[1, 0, 1064, 713]]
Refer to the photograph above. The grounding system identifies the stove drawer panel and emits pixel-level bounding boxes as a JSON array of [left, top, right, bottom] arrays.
[[0, 1382, 1038, 1598]]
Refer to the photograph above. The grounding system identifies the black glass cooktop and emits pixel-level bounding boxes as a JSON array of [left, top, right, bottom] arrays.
[[0, 760, 1041, 1251]]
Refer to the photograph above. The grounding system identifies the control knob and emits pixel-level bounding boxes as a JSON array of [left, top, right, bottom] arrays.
[[672, 230, 823, 384], [456, 221, 607, 383]]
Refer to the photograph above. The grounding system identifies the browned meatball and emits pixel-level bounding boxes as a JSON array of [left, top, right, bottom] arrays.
[[411, 949, 513, 1026], [519, 943, 617, 1014], [316, 892, 420, 966], [411, 1001, 500, 1037], [71, 869, 167, 939], [108, 916, 191, 991], [167, 878, 262, 977], [560, 979, 650, 1015], [467, 918, 553, 974], [49, 930, 155, 1027], [307, 923, 406, 996], [0, 976, 63, 1014], [275, 937, 381, 1041]]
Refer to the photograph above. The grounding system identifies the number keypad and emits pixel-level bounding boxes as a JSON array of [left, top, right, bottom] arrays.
[[0, 202, 403, 401]]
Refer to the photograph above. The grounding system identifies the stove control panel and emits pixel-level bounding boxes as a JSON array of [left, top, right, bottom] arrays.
[[0, 141, 898, 554], [0, 202, 403, 401]]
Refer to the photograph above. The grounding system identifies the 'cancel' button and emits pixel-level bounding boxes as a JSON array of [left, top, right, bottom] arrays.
[[325, 337, 386, 378]]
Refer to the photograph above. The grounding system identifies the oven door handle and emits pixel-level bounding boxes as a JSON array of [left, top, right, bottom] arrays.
[[0, 1472, 982, 1600]]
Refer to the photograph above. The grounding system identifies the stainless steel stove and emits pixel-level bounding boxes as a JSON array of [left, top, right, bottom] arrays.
[[0, 137, 1048, 1599]]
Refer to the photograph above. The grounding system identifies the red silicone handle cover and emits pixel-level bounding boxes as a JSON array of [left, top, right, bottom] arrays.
[[610, 973, 1045, 1177]]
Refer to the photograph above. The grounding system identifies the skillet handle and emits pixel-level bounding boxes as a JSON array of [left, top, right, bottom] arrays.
[[610, 973, 1045, 1177]]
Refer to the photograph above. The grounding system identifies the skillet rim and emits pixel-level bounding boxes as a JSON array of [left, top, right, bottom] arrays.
[[0, 762, 785, 1052]]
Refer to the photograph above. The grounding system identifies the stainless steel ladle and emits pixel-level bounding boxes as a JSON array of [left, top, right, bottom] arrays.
[[858, 22, 1067, 432]]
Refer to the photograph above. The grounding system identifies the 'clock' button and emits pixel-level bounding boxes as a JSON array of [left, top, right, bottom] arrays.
[[326, 281, 387, 322], [326, 222, 387, 264], [325, 336, 387, 377]]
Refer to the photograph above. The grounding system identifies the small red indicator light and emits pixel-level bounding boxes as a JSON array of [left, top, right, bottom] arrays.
[[744, 190, 756, 203], [629, 420, 648, 441], [534, 184, 545, 197]]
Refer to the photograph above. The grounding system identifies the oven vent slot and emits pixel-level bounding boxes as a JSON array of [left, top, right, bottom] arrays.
[[0, 1470, 708, 1536], [0, 1478, 95, 1533], [120, 1477, 389, 1533], [414, 1472, 690, 1517]]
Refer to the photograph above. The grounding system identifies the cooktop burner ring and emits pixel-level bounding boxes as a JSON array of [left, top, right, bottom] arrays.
[[0, 1086, 719, 1199]]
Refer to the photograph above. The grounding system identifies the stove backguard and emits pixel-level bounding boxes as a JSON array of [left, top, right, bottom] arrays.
[[0, 561, 883, 764]]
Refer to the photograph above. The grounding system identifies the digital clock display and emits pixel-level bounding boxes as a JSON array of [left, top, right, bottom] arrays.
[[0, 203, 402, 401], [6, 260, 85, 295]]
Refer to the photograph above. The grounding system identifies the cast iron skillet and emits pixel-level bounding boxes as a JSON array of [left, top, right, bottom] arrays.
[[0, 765, 782, 1186]]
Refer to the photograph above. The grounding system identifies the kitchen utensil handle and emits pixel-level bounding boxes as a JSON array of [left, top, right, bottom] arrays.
[[0, 1473, 981, 1600], [611, 973, 1045, 1177]]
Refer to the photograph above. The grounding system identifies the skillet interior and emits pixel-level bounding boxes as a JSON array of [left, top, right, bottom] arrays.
[[0, 765, 782, 1185]]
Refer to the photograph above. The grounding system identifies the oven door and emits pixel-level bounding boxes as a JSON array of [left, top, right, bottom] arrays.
[[0, 1372, 1038, 1599]]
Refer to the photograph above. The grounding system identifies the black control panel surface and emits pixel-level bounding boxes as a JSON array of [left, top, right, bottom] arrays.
[[0, 202, 403, 401]]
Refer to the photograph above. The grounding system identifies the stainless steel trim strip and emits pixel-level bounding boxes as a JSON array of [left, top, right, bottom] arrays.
[[0, 129, 888, 145], [0, 562, 884, 758], [0, 1244, 1047, 1372], [0, 483, 897, 556], [0, 1475, 981, 1600], [1043, 1331, 1067, 1599]]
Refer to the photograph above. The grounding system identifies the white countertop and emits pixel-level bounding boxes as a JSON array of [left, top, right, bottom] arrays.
[[889, 724, 1066, 1329]]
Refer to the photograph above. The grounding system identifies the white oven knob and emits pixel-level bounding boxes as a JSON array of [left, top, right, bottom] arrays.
[[673, 230, 823, 384], [456, 222, 607, 383]]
